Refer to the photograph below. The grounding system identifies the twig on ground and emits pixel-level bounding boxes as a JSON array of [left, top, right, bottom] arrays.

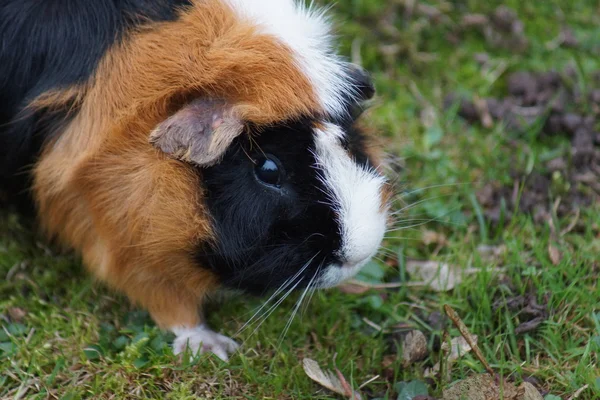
[[443, 304, 494, 376]]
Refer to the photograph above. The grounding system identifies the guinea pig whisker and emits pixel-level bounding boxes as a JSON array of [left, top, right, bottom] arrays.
[[278, 277, 311, 346], [389, 193, 456, 216], [239, 256, 319, 346], [386, 206, 463, 232], [375, 247, 397, 258], [387, 218, 466, 229], [243, 275, 304, 341], [278, 262, 321, 347], [239, 276, 301, 339], [301, 262, 323, 317], [383, 236, 429, 241], [387, 209, 470, 224], [237, 276, 296, 334], [237, 273, 301, 334], [373, 256, 389, 265], [236, 253, 319, 336], [386, 218, 447, 228], [397, 181, 476, 197], [389, 217, 444, 223]]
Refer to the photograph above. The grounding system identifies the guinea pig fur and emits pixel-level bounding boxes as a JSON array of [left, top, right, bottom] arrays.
[[0, 0, 391, 361]]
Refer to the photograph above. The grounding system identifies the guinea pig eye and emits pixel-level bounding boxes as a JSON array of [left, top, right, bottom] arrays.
[[254, 154, 284, 187]]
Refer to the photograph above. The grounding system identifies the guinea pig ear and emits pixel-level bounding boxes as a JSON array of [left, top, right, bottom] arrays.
[[149, 99, 244, 167], [345, 63, 375, 102]]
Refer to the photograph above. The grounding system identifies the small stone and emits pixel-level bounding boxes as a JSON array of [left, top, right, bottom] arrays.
[[491, 6, 518, 33], [507, 72, 537, 99], [537, 71, 561, 89], [573, 127, 594, 151], [545, 114, 563, 135], [560, 28, 579, 48], [461, 14, 489, 27], [474, 53, 490, 65], [546, 157, 566, 171], [562, 113, 583, 133]]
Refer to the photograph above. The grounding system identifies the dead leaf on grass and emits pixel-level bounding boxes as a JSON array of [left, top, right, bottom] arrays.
[[476, 244, 507, 261], [337, 282, 370, 295], [402, 330, 428, 367], [7, 307, 26, 322], [422, 230, 448, 246], [302, 358, 362, 400], [406, 260, 478, 292], [548, 244, 562, 266], [337, 280, 411, 295], [444, 336, 475, 363], [567, 384, 590, 400], [424, 336, 475, 378]]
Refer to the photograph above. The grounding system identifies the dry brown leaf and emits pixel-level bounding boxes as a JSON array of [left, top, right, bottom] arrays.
[[422, 230, 448, 246], [424, 336, 476, 378], [381, 354, 396, 369], [548, 244, 562, 266], [406, 260, 477, 291], [474, 96, 494, 128], [476, 244, 507, 261], [303, 358, 362, 400], [338, 280, 412, 294], [7, 307, 26, 322], [442, 374, 519, 400], [444, 336, 475, 362], [337, 283, 370, 294], [567, 384, 590, 400], [461, 13, 489, 27], [402, 330, 428, 367]]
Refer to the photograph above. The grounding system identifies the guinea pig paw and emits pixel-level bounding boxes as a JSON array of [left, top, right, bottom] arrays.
[[172, 325, 239, 362]]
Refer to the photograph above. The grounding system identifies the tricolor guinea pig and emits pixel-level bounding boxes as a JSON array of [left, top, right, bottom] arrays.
[[0, 0, 391, 360]]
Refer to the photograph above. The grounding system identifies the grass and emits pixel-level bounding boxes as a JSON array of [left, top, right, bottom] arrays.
[[2, 0, 600, 399]]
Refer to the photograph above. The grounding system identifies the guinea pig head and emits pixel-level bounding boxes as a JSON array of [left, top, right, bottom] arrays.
[[147, 87, 388, 295], [194, 119, 388, 294], [160, 96, 389, 295]]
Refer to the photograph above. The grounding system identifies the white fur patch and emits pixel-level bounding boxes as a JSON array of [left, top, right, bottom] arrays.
[[224, 0, 354, 116], [313, 123, 388, 288], [172, 324, 239, 361]]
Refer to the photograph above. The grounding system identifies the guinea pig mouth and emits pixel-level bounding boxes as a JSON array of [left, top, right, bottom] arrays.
[[315, 257, 374, 289]]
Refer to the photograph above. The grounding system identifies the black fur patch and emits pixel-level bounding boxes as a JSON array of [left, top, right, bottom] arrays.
[[0, 0, 191, 195], [339, 121, 373, 170], [197, 121, 345, 294]]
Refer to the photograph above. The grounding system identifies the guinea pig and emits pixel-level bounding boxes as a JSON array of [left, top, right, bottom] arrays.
[[0, 0, 391, 361]]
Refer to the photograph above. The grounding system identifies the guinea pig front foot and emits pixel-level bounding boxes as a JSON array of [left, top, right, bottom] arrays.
[[172, 324, 239, 362]]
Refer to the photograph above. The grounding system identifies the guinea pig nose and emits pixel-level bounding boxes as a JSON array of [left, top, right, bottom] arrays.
[[345, 63, 375, 101], [339, 251, 373, 270]]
